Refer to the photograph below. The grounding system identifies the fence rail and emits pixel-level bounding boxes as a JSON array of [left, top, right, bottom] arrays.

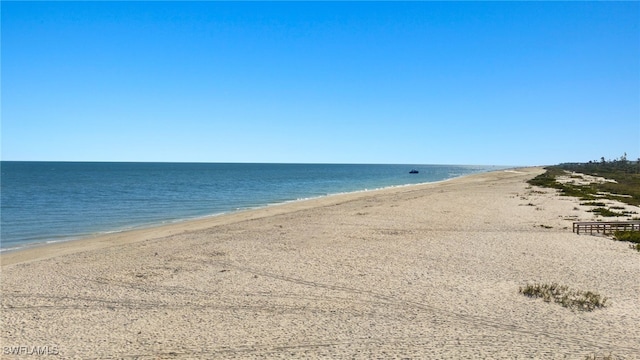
[[572, 221, 640, 235]]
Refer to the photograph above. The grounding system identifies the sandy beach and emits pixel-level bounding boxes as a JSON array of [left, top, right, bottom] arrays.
[[2, 167, 639, 359]]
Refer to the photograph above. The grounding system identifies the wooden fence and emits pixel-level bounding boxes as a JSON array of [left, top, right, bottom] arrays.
[[572, 221, 640, 235]]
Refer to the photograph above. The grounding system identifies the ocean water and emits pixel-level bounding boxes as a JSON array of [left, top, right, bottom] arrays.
[[1, 162, 500, 251]]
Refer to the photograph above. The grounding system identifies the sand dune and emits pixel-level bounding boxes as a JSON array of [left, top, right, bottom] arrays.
[[2, 167, 639, 359]]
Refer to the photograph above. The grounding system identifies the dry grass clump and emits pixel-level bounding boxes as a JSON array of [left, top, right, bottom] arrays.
[[519, 283, 607, 311]]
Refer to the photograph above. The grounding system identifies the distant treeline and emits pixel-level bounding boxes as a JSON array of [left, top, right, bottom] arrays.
[[558, 153, 640, 175]]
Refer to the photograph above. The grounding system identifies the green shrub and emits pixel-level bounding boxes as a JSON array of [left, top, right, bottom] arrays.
[[580, 202, 607, 207], [614, 231, 640, 244], [588, 208, 625, 217]]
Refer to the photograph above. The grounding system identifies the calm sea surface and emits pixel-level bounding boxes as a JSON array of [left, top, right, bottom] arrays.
[[1, 162, 501, 251]]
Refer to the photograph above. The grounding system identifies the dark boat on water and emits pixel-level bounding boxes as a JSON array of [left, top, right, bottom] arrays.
[[409, 169, 419, 174]]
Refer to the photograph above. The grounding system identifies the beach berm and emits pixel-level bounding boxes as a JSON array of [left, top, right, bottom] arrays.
[[2, 167, 639, 358]]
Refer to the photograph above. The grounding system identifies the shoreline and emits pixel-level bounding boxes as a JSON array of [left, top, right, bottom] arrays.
[[0, 168, 503, 265], [1, 165, 498, 256], [3, 166, 639, 358]]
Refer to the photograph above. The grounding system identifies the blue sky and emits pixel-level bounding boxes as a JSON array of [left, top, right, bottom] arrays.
[[2, 1, 638, 165]]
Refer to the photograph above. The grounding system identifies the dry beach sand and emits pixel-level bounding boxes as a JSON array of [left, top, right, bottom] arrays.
[[2, 167, 639, 359]]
